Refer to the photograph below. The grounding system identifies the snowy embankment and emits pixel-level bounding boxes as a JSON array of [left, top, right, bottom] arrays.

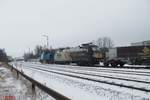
[[0, 64, 54, 100], [10, 62, 150, 100]]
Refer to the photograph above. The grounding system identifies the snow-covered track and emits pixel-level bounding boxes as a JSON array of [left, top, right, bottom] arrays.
[[28, 63, 150, 77], [22, 64, 150, 93], [94, 65, 150, 69], [67, 63, 150, 69], [24, 64, 150, 84]]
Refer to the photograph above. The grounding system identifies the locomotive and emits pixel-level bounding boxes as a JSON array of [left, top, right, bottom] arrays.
[[40, 49, 55, 63], [68, 43, 102, 66], [40, 43, 102, 66]]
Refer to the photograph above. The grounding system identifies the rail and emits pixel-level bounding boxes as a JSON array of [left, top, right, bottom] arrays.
[[25, 65, 150, 93]]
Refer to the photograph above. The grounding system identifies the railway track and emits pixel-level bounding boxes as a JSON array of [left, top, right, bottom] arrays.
[[19, 63, 150, 93], [73, 67, 150, 77], [45, 62, 150, 69], [28, 62, 150, 69], [24, 64, 150, 84], [95, 65, 150, 69], [27, 63, 150, 77], [37, 62, 150, 72]]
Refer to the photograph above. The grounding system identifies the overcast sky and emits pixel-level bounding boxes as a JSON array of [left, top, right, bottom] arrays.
[[0, 0, 150, 57]]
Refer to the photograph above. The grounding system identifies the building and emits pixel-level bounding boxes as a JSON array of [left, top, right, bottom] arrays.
[[131, 40, 150, 46]]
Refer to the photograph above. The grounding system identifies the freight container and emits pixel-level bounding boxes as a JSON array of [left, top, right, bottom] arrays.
[[105, 46, 150, 66]]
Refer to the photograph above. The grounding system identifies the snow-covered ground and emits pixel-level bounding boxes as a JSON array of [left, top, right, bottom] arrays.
[[0, 63, 54, 100], [10, 62, 150, 100], [22, 62, 150, 82], [19, 62, 150, 91], [28, 61, 150, 73]]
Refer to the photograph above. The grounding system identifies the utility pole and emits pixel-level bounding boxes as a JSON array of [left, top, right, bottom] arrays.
[[42, 34, 49, 49]]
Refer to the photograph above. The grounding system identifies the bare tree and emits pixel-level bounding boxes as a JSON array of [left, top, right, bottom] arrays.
[[96, 37, 114, 52], [34, 45, 44, 58], [23, 51, 35, 61], [0, 48, 8, 62]]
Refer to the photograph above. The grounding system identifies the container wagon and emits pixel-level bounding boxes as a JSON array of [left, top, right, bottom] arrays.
[[105, 45, 150, 66]]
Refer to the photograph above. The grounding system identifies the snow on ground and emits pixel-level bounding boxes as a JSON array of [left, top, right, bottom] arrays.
[[21, 63, 150, 92], [0, 64, 54, 100], [11, 62, 150, 100], [21, 62, 150, 83], [28, 62, 150, 73], [24, 67, 150, 99]]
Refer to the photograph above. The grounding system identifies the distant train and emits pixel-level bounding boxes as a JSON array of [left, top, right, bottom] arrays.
[[40, 43, 150, 66], [40, 43, 102, 66], [39, 43, 126, 66]]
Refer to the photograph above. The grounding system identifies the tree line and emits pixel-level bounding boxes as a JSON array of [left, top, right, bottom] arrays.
[[0, 48, 8, 62], [23, 45, 44, 60]]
